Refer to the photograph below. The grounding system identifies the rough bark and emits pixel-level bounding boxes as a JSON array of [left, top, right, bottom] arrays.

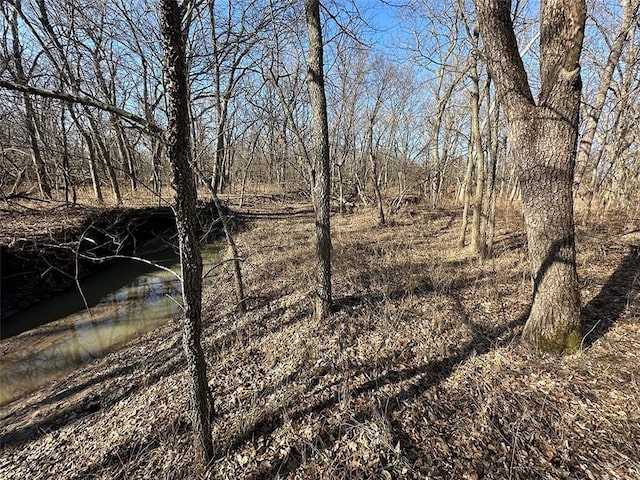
[[160, 0, 213, 473], [474, 0, 585, 353], [305, 0, 332, 321]]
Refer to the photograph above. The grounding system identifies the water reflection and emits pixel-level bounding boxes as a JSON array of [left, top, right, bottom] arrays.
[[0, 244, 220, 405]]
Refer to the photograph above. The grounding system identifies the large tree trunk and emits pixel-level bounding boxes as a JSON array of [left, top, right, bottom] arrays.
[[511, 108, 582, 352], [160, 0, 213, 473], [474, 0, 586, 353], [305, 0, 332, 321]]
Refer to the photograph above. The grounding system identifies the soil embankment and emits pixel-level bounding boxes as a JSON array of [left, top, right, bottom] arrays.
[[0, 201, 224, 320]]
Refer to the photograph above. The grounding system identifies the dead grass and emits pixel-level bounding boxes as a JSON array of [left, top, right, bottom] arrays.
[[1, 199, 638, 479]]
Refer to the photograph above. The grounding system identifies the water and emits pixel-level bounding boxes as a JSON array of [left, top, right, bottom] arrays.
[[0, 244, 221, 405]]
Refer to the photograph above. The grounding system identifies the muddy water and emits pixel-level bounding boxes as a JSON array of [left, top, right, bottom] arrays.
[[0, 244, 221, 405]]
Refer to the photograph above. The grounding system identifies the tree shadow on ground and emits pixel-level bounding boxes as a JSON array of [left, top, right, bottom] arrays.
[[1, 298, 312, 449], [490, 231, 527, 257], [217, 262, 529, 477], [333, 259, 490, 311], [238, 208, 315, 220], [582, 245, 640, 347], [0, 337, 185, 447], [243, 303, 530, 478]]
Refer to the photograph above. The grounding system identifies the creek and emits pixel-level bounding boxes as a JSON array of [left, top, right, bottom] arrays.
[[0, 244, 222, 405]]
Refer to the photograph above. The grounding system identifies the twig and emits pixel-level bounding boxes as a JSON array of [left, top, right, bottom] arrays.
[[75, 225, 94, 316], [86, 253, 181, 281], [203, 257, 245, 280], [580, 319, 602, 351], [41, 241, 182, 280], [509, 406, 527, 480]]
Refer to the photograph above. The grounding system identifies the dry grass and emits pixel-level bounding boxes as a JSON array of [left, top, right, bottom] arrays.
[[1, 198, 638, 479]]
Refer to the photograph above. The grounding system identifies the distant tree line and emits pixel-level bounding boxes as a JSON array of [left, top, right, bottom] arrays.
[[1, 0, 636, 215]]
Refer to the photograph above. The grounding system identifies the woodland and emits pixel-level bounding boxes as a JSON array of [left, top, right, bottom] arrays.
[[0, 0, 639, 479]]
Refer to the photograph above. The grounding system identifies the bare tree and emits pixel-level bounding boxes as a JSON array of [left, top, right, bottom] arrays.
[[473, 0, 586, 353], [160, 0, 213, 472], [577, 0, 640, 217], [305, 0, 332, 321], [4, 0, 52, 199], [205, 0, 270, 194], [467, 31, 487, 256], [575, 0, 639, 197]]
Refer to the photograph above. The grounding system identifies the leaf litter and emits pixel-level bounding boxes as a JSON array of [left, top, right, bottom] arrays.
[[1, 200, 638, 479]]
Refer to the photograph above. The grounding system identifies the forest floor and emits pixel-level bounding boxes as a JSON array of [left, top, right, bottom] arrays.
[[1, 195, 639, 479]]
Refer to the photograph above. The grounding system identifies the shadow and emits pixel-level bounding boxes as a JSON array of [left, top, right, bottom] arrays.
[[531, 236, 576, 301], [238, 208, 315, 220], [0, 337, 185, 447], [208, 305, 312, 356], [1, 299, 312, 448], [582, 245, 640, 347], [491, 231, 526, 256], [218, 292, 530, 478], [245, 303, 528, 479], [69, 437, 163, 480], [333, 259, 489, 313]]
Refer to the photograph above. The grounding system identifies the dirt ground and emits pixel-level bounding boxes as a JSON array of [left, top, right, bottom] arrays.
[[1, 196, 639, 479]]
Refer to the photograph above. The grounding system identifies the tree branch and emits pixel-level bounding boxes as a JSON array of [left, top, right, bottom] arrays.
[[473, 0, 535, 109], [0, 79, 163, 135]]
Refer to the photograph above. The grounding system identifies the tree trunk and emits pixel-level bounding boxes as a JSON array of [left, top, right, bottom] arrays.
[[458, 137, 474, 248], [512, 108, 582, 352], [211, 104, 227, 195], [337, 163, 344, 214], [10, 1, 52, 200], [474, 0, 586, 353], [160, 0, 213, 473], [371, 151, 386, 226], [484, 90, 501, 255], [60, 105, 76, 206], [151, 139, 164, 204], [69, 108, 103, 203], [91, 50, 139, 194], [212, 194, 246, 314], [368, 118, 385, 226], [88, 115, 122, 205], [469, 45, 486, 256], [305, 0, 332, 321]]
